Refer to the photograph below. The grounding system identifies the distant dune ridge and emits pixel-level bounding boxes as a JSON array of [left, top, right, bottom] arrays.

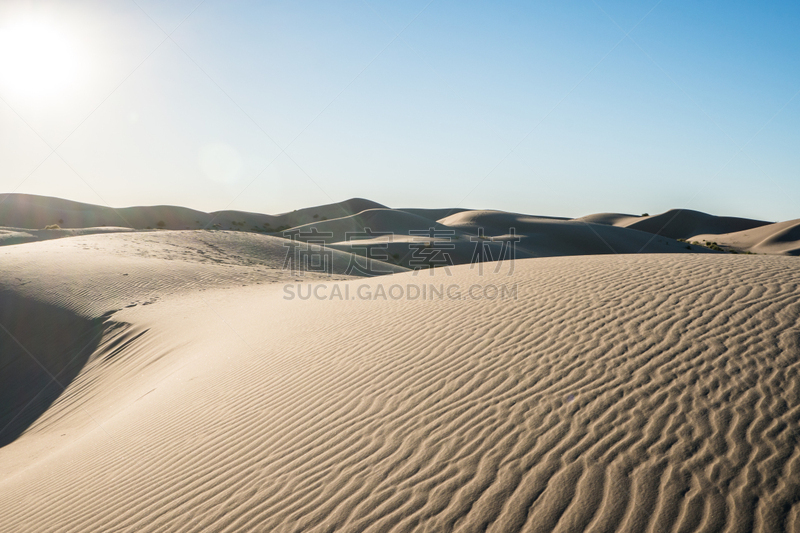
[[620, 209, 773, 240], [0, 195, 799, 531], [1, 193, 798, 255], [0, 193, 384, 233]]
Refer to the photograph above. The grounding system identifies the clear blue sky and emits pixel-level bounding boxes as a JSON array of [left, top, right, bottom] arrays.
[[1, 0, 798, 220]]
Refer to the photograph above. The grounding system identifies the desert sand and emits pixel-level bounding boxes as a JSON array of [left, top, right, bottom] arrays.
[[1, 197, 800, 532], [691, 219, 800, 256]]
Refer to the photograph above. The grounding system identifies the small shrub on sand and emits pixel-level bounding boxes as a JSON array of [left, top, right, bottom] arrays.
[[156, 220, 166, 228], [703, 240, 725, 252]]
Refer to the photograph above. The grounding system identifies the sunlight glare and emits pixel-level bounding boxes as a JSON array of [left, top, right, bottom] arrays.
[[0, 20, 83, 101]]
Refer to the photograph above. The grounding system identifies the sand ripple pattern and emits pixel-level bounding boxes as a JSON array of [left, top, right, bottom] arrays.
[[0, 254, 799, 532]]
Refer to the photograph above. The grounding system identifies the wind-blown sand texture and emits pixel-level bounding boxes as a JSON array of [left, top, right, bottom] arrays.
[[1, 229, 799, 532]]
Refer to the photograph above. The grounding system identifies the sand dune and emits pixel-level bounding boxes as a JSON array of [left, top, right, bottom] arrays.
[[0, 193, 383, 232], [692, 218, 800, 256], [1, 231, 799, 532], [289, 208, 711, 268], [270, 197, 385, 228], [2, 194, 797, 258], [0, 193, 209, 230], [439, 210, 711, 257], [210, 197, 386, 233], [618, 209, 771, 240], [0, 292, 106, 447], [576, 209, 800, 255], [573, 212, 642, 227], [397, 207, 471, 220], [0, 226, 134, 246], [288, 207, 455, 242], [0, 231, 403, 312], [0, 231, 402, 455], [438, 210, 571, 228], [283, 208, 517, 269]]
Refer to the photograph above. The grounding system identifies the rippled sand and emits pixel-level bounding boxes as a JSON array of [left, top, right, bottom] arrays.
[[1, 232, 799, 532]]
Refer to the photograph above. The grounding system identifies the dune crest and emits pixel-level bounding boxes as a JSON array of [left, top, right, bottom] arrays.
[[0, 193, 384, 232], [616, 209, 771, 240]]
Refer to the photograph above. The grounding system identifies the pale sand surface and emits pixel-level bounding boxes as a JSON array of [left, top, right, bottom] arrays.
[[0, 226, 135, 246], [0, 231, 398, 455], [693, 219, 800, 256], [1, 231, 799, 532]]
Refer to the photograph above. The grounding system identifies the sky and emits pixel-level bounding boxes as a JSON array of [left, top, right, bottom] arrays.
[[0, 0, 798, 220]]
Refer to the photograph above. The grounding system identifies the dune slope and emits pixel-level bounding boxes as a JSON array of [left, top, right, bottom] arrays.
[[1, 238, 799, 532], [0, 193, 384, 232], [0, 293, 107, 447], [288, 207, 453, 242], [440, 210, 713, 257], [693, 218, 800, 256], [573, 212, 641, 226], [621, 209, 771, 239]]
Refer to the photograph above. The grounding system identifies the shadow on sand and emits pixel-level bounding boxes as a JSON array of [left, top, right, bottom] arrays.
[[0, 292, 107, 447]]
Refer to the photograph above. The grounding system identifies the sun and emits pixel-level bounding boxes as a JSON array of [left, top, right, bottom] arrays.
[[0, 20, 82, 101]]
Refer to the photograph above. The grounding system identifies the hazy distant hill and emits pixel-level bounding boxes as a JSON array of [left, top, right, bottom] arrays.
[[0, 193, 384, 232], [0, 193, 797, 256]]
